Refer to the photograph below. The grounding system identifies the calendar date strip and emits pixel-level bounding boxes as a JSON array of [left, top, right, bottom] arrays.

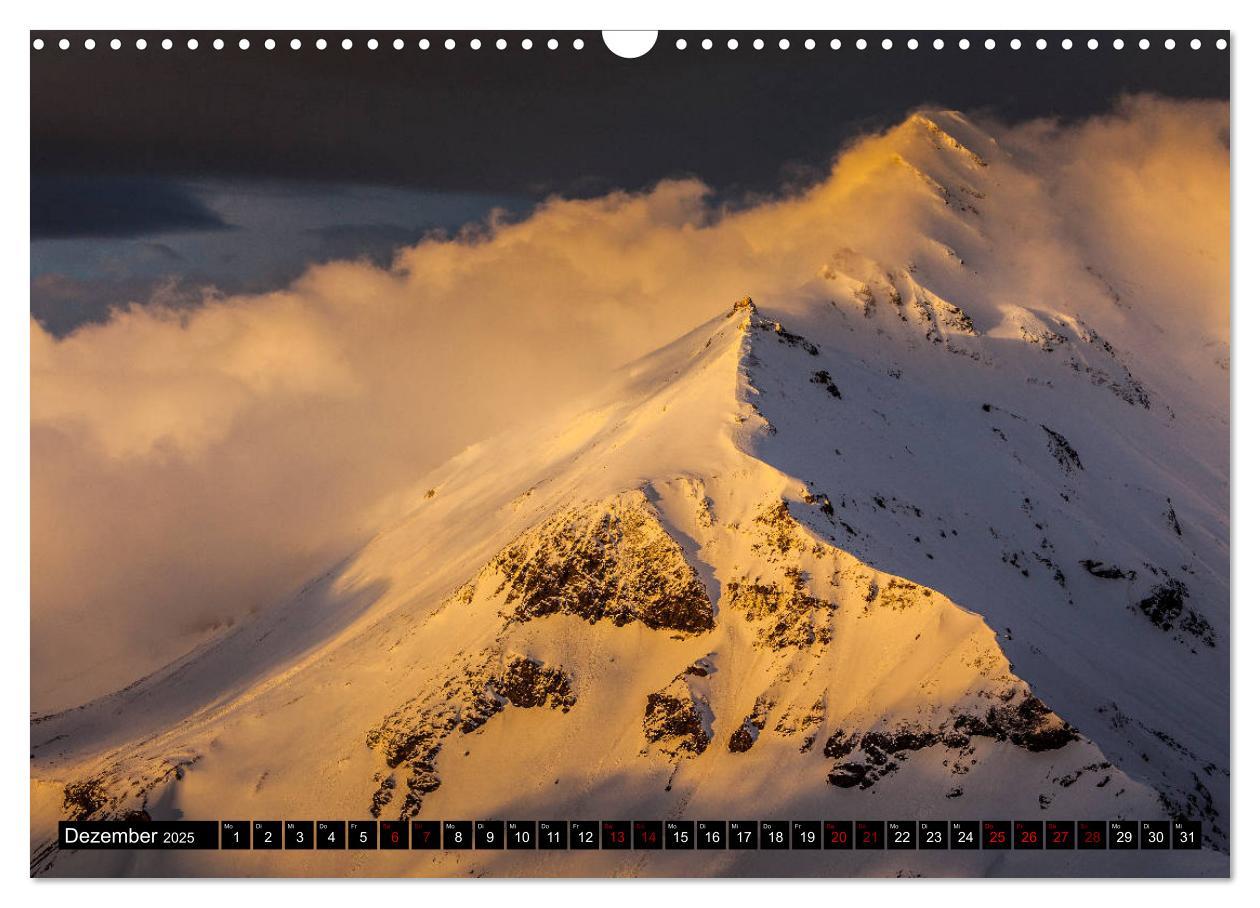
[[59, 819, 1203, 851]]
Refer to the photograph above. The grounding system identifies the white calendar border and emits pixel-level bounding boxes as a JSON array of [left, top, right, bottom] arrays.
[[3, 0, 1248, 903]]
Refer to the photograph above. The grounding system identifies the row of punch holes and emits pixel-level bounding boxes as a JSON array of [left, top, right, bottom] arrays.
[[32, 34, 1229, 53]]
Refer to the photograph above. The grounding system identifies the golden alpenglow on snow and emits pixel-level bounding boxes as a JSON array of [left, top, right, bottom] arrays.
[[29, 30, 1229, 880]]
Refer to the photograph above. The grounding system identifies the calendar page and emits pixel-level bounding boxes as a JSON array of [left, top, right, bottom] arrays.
[[29, 28, 1229, 879]]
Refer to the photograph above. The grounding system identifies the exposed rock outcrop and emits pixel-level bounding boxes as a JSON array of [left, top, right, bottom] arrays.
[[489, 492, 714, 634]]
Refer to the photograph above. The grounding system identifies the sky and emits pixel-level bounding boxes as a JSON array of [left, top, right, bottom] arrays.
[[29, 36, 1230, 710], [32, 32, 1228, 332]]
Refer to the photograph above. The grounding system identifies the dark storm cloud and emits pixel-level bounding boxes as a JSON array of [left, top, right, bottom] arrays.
[[31, 31, 1228, 201], [31, 273, 210, 335], [302, 223, 442, 267], [31, 175, 231, 239]]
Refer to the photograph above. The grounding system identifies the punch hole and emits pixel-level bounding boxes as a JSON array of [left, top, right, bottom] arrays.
[[602, 31, 657, 59]]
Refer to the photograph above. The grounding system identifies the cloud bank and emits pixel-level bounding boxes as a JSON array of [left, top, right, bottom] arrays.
[[31, 97, 1229, 710]]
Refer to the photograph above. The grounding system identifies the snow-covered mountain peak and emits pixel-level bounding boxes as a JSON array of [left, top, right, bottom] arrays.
[[31, 278, 1229, 876]]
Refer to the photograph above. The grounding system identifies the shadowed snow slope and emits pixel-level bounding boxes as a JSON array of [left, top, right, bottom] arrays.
[[31, 112, 1227, 878]]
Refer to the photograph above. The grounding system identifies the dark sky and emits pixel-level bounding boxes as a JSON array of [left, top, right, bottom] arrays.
[[30, 30, 1229, 331], [32, 30, 1230, 200]]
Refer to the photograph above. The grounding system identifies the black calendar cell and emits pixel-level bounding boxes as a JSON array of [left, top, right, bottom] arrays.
[[950, 820, 979, 850], [728, 821, 758, 850], [442, 820, 473, 850], [1172, 820, 1202, 850], [665, 820, 696, 849], [697, 820, 727, 850], [221, 820, 250, 850], [569, 821, 598, 850], [1077, 821, 1106, 850], [539, 821, 569, 850], [411, 820, 440, 849], [284, 821, 313, 850], [823, 820, 853, 850], [759, 820, 789, 850], [887, 821, 915, 850], [475, 820, 505, 849], [602, 820, 631, 850], [506, 820, 537, 849], [917, 821, 947, 850], [791, 821, 821, 849], [982, 820, 1011, 850], [1014, 820, 1043, 850], [348, 821, 377, 850], [633, 821, 663, 849], [1109, 820, 1138, 850], [379, 820, 408, 849], [252, 820, 281, 850], [316, 821, 345, 850], [1045, 821, 1074, 850], [1140, 821, 1171, 849], [855, 820, 885, 850]]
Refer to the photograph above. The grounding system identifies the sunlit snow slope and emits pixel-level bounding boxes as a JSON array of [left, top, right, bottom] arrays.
[[31, 112, 1227, 878]]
